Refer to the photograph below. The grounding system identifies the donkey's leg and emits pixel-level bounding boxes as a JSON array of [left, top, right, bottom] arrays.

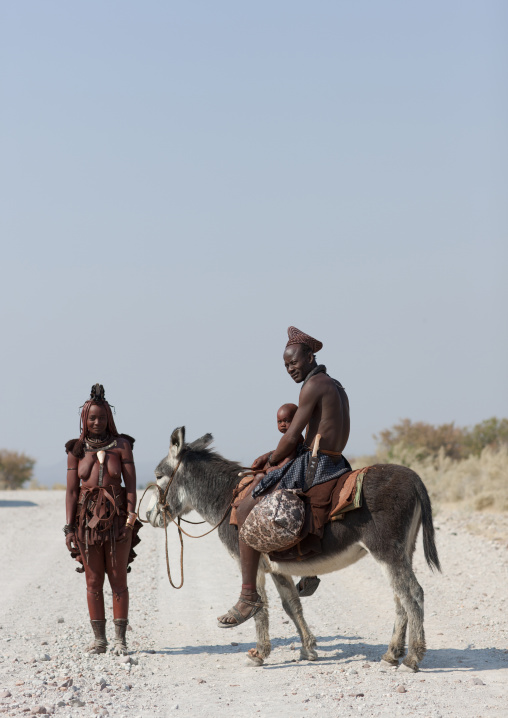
[[247, 571, 271, 666], [381, 594, 408, 666], [384, 560, 425, 672], [270, 573, 318, 661]]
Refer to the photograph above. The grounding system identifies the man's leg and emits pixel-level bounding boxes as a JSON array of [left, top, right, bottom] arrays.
[[217, 487, 263, 627]]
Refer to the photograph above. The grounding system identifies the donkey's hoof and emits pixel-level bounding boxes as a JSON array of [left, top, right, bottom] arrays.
[[245, 648, 264, 666], [300, 647, 318, 661], [400, 660, 419, 673], [381, 655, 399, 667]]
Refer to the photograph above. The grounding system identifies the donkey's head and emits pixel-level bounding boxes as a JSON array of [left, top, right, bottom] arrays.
[[145, 426, 214, 527]]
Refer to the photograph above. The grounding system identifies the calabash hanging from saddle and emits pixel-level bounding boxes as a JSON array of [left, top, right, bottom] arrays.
[[239, 487, 306, 553], [239, 435, 322, 553]]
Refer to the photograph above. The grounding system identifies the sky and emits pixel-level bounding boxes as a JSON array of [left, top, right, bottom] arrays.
[[1, 1, 507, 486]]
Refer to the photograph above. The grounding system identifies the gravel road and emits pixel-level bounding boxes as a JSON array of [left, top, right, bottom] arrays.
[[1, 491, 507, 718]]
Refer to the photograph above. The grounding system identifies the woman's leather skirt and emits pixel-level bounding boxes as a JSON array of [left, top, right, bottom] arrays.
[[70, 484, 142, 573]]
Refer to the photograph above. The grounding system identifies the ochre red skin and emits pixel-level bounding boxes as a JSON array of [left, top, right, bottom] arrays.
[[219, 342, 350, 628], [65, 404, 137, 620], [277, 403, 298, 434], [252, 344, 349, 469]]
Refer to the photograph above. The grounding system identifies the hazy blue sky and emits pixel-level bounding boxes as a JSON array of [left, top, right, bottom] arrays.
[[1, 1, 506, 484]]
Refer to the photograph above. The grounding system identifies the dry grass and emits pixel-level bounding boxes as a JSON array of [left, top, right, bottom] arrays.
[[351, 444, 508, 512]]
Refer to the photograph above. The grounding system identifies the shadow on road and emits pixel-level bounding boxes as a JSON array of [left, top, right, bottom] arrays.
[[424, 645, 508, 672], [151, 635, 508, 674], [0, 500, 38, 508]]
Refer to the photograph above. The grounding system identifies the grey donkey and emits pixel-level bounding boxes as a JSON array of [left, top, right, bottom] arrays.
[[145, 427, 441, 671]]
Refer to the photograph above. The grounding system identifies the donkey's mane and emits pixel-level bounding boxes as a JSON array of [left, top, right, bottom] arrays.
[[183, 444, 243, 487], [184, 433, 243, 478]]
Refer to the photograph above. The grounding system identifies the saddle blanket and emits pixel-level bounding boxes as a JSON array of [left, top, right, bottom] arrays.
[[252, 444, 352, 497]]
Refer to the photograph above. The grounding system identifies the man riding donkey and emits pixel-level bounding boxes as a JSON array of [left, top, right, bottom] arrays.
[[218, 326, 351, 627]]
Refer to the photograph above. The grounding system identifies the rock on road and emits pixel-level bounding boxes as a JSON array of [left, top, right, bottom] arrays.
[[0, 491, 507, 718]]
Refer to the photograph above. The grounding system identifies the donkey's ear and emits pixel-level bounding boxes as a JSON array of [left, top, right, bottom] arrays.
[[169, 427, 186, 458], [188, 433, 214, 452]]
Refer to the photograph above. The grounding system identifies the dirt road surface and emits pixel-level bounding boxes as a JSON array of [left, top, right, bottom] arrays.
[[1, 491, 507, 718]]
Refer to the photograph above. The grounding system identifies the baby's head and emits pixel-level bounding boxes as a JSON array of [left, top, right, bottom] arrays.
[[277, 403, 298, 434]]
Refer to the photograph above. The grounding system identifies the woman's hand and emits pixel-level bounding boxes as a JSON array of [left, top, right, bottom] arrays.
[[117, 525, 131, 543], [65, 532, 77, 553]]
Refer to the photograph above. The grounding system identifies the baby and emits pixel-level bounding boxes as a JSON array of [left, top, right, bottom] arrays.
[[259, 402, 320, 597], [230, 403, 320, 598], [273, 403, 302, 467]]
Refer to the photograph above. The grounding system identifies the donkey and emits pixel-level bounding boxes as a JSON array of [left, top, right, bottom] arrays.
[[145, 427, 441, 672]]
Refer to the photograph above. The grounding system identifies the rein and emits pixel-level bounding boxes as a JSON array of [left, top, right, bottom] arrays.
[[136, 453, 242, 589]]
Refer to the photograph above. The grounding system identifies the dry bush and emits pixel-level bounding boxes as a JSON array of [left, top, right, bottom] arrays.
[[463, 417, 508, 456], [374, 417, 508, 462], [353, 417, 508, 512], [375, 419, 467, 460], [408, 445, 508, 512], [27, 480, 47, 490], [351, 444, 508, 512], [0, 450, 35, 489]]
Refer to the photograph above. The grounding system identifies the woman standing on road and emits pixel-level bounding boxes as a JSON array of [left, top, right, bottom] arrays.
[[64, 384, 141, 655]]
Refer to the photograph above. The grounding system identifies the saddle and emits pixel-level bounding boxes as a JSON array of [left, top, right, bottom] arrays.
[[270, 467, 368, 561], [238, 433, 369, 558], [239, 435, 323, 554]]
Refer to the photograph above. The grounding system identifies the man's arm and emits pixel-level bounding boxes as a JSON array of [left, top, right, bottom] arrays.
[[267, 381, 320, 465], [251, 450, 272, 471]]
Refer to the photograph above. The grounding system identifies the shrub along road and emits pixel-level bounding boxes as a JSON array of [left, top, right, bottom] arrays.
[[0, 491, 507, 717]]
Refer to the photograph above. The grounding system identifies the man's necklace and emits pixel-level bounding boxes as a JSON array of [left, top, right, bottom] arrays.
[[302, 364, 327, 388], [301, 364, 345, 391]]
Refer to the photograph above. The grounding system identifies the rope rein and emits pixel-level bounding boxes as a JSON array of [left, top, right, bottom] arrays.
[[136, 453, 243, 589]]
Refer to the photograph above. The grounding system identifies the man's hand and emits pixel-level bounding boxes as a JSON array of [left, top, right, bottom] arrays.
[[65, 532, 77, 553], [251, 452, 271, 470]]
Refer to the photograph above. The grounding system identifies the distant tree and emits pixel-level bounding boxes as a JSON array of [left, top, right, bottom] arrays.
[[0, 450, 36, 489], [374, 419, 467, 461], [463, 417, 508, 457]]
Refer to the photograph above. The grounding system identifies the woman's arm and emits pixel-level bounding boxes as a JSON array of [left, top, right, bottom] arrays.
[[65, 453, 79, 552], [118, 440, 137, 542], [120, 440, 137, 515]]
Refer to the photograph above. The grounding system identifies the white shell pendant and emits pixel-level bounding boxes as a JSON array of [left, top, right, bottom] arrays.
[[97, 450, 106, 486]]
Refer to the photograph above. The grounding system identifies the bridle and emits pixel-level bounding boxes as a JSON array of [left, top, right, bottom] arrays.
[[137, 452, 235, 589]]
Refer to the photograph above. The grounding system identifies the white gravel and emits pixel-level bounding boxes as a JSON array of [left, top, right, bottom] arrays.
[[1, 490, 507, 717]]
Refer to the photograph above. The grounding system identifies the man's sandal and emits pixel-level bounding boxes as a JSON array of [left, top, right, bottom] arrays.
[[217, 596, 264, 628]]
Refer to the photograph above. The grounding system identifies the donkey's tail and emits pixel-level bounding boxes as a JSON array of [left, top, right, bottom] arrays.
[[414, 475, 441, 572]]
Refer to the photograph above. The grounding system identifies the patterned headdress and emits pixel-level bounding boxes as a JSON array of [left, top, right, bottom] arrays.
[[286, 326, 323, 354]]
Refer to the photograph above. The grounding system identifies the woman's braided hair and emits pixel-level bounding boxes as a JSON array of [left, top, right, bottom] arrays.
[[73, 384, 119, 455]]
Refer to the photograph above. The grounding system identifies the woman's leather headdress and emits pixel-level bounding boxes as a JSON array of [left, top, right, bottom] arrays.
[[90, 383, 106, 404]]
